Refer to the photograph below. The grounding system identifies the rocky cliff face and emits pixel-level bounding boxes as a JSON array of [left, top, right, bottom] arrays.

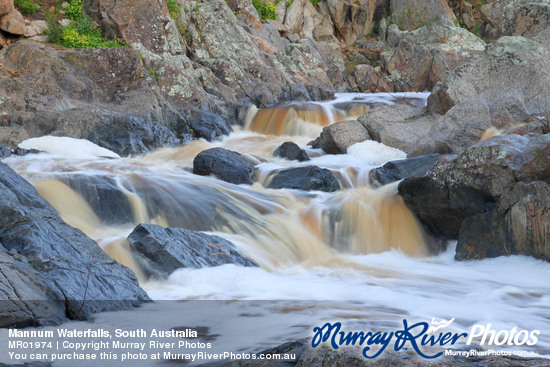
[[2, 0, 527, 153]]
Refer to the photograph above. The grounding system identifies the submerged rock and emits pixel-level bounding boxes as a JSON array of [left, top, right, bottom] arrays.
[[127, 224, 258, 279], [60, 175, 133, 225], [268, 166, 341, 192], [0, 162, 149, 327], [456, 182, 550, 262], [369, 154, 444, 187], [309, 120, 371, 154], [193, 147, 257, 185], [273, 142, 310, 162], [399, 134, 550, 239]]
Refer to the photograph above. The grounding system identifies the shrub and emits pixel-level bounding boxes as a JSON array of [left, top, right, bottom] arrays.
[[65, 0, 83, 21], [47, 12, 126, 49], [252, 0, 278, 21], [165, 0, 180, 19], [310, 0, 320, 4], [14, 0, 39, 14]]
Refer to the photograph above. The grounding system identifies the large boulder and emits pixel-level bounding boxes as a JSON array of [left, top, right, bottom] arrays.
[[128, 224, 258, 279], [309, 120, 371, 154], [429, 36, 550, 118], [0, 41, 187, 154], [267, 166, 341, 192], [381, 22, 485, 91], [478, 0, 550, 40], [514, 2, 550, 38], [398, 134, 550, 238], [273, 142, 310, 161], [0, 162, 149, 327], [0, 8, 25, 35], [193, 147, 257, 185], [359, 104, 444, 155], [456, 182, 550, 261], [390, 0, 456, 31], [0, 0, 13, 17]]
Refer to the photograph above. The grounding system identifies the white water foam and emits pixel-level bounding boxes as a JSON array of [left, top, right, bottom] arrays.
[[18, 136, 120, 159]]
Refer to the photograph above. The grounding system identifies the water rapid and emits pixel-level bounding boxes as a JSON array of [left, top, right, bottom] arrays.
[[4, 92, 550, 358]]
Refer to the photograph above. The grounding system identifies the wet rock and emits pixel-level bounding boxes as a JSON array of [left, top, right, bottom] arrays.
[[399, 134, 550, 238], [0, 144, 12, 157], [128, 224, 258, 279], [309, 120, 371, 154], [456, 182, 550, 261], [87, 114, 183, 157], [60, 175, 133, 225], [0, 162, 149, 327], [193, 147, 256, 185], [0, 249, 66, 328], [268, 166, 341, 192], [369, 154, 443, 187], [0, 8, 25, 35], [273, 142, 310, 162], [390, 0, 456, 31], [14, 147, 42, 156], [187, 110, 232, 141], [0, 0, 13, 17]]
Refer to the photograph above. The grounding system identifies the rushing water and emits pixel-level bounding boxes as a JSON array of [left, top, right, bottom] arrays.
[[3, 92, 550, 363]]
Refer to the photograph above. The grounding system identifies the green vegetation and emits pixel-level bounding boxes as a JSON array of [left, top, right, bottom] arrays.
[[252, 0, 278, 21], [310, 0, 320, 4], [285, 0, 293, 7], [477, 0, 484, 6], [65, 0, 83, 20], [14, 0, 39, 14], [46, 0, 126, 49], [166, 0, 181, 19]]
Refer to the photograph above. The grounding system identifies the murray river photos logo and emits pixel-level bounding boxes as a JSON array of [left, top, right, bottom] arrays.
[[311, 318, 540, 359]]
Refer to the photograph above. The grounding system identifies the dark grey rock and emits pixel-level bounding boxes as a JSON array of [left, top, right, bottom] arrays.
[[399, 134, 550, 239], [456, 181, 550, 261], [187, 109, 232, 141], [60, 175, 133, 225], [193, 147, 256, 185], [268, 166, 340, 192], [273, 142, 310, 162], [14, 147, 43, 156], [370, 154, 443, 187], [127, 224, 258, 279], [0, 162, 149, 327], [88, 114, 183, 157], [0, 144, 12, 158]]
